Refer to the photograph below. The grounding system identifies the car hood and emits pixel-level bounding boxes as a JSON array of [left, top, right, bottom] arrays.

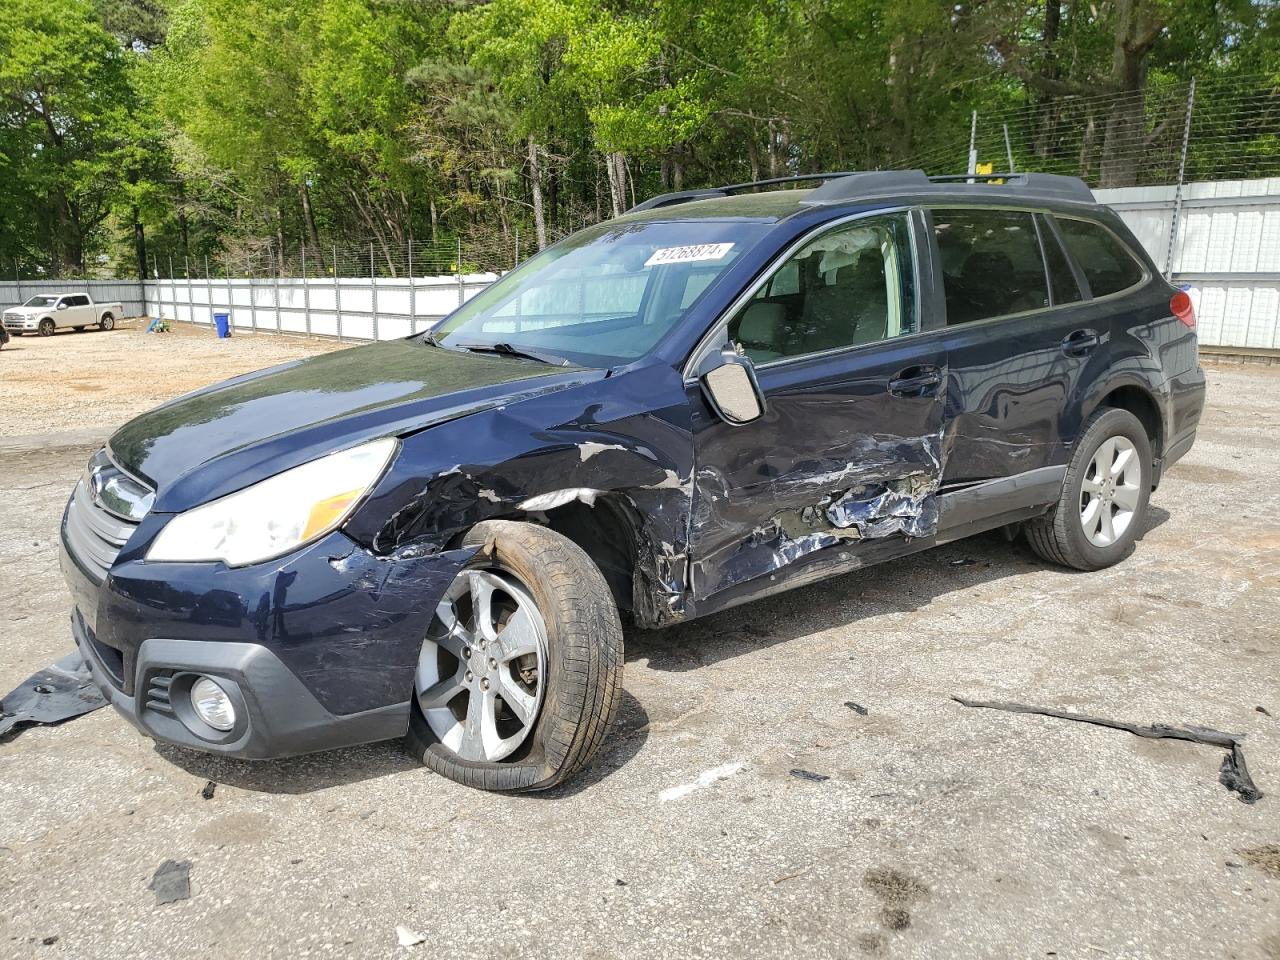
[[5, 306, 44, 316], [109, 338, 600, 513]]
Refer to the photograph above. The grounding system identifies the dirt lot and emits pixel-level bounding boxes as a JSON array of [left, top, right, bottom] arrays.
[[1, 328, 1277, 959]]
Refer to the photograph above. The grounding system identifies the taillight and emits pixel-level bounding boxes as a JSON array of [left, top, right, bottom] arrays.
[[1171, 290, 1196, 328]]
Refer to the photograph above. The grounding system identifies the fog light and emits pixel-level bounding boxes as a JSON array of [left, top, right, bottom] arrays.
[[190, 677, 236, 731]]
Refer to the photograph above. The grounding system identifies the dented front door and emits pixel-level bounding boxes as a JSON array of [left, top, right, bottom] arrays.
[[687, 332, 948, 603]]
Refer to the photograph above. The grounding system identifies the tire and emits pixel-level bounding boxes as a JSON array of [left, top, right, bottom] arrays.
[[406, 520, 623, 792], [98, 314, 115, 331], [38, 319, 55, 337], [1025, 407, 1152, 571]]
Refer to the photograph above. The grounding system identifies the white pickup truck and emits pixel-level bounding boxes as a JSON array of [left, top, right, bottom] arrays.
[[2, 293, 123, 337]]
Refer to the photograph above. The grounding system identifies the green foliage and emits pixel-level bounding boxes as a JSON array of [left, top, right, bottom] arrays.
[[1, 0, 1278, 275]]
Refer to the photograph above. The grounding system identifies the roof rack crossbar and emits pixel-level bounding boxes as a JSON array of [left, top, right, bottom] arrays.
[[923, 172, 1095, 203]]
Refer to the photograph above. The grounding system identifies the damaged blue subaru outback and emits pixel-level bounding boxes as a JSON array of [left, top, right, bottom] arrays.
[[61, 171, 1204, 791]]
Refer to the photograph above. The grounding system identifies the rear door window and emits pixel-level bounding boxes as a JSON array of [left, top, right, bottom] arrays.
[[1053, 217, 1146, 297], [932, 208, 1050, 325]]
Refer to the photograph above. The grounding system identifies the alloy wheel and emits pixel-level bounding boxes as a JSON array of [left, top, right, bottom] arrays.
[[415, 568, 548, 762], [1079, 435, 1142, 547]]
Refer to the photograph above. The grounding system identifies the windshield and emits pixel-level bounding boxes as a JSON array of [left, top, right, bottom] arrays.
[[23, 296, 58, 307], [432, 219, 771, 366]]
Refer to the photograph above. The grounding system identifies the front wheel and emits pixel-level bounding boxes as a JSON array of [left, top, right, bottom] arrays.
[[407, 520, 623, 791], [98, 314, 115, 331], [1025, 407, 1152, 571], [38, 319, 55, 337]]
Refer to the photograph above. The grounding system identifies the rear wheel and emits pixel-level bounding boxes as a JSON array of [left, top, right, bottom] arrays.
[[406, 520, 623, 791], [38, 319, 55, 337], [98, 314, 115, 331], [1025, 407, 1151, 571]]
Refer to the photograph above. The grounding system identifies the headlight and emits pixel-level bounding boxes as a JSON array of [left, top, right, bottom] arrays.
[[146, 437, 397, 566]]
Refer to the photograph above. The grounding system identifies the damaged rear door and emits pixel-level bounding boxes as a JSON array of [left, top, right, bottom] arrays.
[[686, 210, 948, 606]]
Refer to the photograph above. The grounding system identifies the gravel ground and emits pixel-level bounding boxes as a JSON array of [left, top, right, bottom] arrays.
[[0, 321, 339, 439], [0, 334, 1277, 960]]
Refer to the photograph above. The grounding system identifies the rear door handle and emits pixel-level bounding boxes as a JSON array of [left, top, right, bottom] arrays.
[[1062, 328, 1100, 356], [888, 365, 942, 398]]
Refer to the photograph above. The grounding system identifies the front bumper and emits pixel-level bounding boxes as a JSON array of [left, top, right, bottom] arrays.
[[60, 521, 474, 759]]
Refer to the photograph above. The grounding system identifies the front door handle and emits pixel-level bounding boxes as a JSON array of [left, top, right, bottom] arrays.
[[1062, 328, 1100, 356], [888, 365, 942, 398]]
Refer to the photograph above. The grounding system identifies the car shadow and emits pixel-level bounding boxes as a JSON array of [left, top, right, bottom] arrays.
[[627, 511, 1172, 674], [154, 689, 650, 796]]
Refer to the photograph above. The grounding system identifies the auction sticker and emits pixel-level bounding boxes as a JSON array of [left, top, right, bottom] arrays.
[[644, 243, 734, 267]]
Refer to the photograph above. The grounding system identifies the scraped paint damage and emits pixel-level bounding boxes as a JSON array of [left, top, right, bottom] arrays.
[[688, 429, 944, 600], [358, 397, 944, 629]]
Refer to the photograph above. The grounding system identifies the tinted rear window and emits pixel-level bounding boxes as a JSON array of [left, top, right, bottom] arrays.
[[933, 209, 1049, 325], [1054, 217, 1145, 297]]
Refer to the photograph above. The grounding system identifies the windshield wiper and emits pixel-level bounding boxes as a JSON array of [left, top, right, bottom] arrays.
[[454, 342, 570, 366]]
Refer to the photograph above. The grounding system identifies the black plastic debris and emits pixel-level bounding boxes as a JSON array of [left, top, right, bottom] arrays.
[[790, 768, 831, 783], [0, 653, 107, 739], [1220, 744, 1263, 804], [1257, 706, 1272, 718], [200, 781, 217, 800], [952, 696, 1264, 804], [844, 701, 869, 716], [148, 859, 192, 905]]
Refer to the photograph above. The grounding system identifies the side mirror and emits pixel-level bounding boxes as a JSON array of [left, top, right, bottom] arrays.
[[699, 350, 765, 425], [56, 302, 68, 310]]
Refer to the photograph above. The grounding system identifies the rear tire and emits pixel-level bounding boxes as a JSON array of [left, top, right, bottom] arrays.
[[1025, 407, 1152, 571], [38, 319, 55, 337], [406, 520, 623, 792], [98, 314, 115, 331]]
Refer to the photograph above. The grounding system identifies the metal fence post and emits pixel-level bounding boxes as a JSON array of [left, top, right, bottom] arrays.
[[271, 243, 282, 334], [246, 256, 257, 333], [408, 240, 416, 334], [334, 244, 343, 343], [205, 255, 212, 328], [370, 241, 379, 341], [184, 256, 192, 325], [1164, 77, 1197, 281], [301, 240, 311, 337], [14, 259, 21, 305], [456, 236, 464, 307], [168, 256, 175, 322]]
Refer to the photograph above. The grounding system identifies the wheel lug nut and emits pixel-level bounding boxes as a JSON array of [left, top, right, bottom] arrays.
[[480, 678, 490, 690], [465, 671, 474, 682], [488, 657, 497, 670], [463, 647, 471, 659]]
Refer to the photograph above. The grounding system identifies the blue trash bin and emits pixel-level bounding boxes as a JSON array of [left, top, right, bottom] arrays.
[[213, 312, 231, 338]]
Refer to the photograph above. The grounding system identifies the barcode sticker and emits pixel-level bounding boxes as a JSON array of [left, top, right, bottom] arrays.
[[644, 243, 735, 267]]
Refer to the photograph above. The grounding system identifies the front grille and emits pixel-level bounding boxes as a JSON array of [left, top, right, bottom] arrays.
[[64, 476, 141, 582]]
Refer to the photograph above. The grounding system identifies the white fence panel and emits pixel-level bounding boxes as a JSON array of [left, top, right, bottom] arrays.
[[1098, 178, 1280, 349]]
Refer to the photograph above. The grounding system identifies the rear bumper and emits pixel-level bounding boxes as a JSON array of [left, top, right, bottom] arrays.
[[60, 521, 475, 760]]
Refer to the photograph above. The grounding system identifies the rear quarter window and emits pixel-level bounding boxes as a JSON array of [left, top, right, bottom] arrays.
[[1054, 217, 1146, 297]]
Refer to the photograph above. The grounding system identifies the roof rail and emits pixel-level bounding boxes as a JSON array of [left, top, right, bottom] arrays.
[[926, 172, 1095, 203], [628, 168, 1096, 214], [627, 172, 859, 213]]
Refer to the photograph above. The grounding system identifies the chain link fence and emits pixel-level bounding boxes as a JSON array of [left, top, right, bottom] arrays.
[[904, 74, 1280, 188]]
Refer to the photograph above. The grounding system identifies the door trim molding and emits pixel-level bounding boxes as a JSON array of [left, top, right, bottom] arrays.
[[937, 465, 1066, 533]]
